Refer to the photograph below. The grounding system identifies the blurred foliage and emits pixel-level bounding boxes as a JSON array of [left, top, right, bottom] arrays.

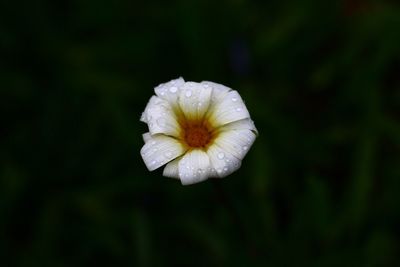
[[1, 0, 400, 266]]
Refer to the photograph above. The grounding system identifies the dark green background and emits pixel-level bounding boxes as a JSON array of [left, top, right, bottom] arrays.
[[1, 0, 400, 266]]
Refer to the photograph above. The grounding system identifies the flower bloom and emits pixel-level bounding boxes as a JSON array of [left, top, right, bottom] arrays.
[[140, 78, 258, 185]]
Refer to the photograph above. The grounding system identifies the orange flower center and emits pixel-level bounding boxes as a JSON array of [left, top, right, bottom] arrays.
[[181, 120, 214, 148]]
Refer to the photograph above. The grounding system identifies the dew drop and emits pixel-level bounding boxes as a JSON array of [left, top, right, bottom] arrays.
[[218, 152, 225, 159], [157, 118, 166, 126], [169, 86, 178, 93], [223, 167, 228, 172], [236, 107, 242, 112], [185, 90, 192, 97], [243, 146, 248, 151], [151, 160, 156, 165], [232, 97, 238, 102]]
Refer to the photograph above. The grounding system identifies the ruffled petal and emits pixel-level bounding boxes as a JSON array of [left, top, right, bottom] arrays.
[[179, 82, 212, 121], [206, 144, 242, 178], [154, 77, 185, 106], [142, 132, 152, 142], [163, 158, 180, 179], [178, 149, 211, 185], [141, 96, 181, 137], [207, 90, 250, 127], [217, 118, 258, 135], [213, 129, 256, 160], [201, 81, 231, 105], [140, 135, 186, 171]]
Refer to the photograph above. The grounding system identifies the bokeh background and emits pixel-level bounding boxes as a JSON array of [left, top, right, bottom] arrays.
[[1, 0, 400, 266]]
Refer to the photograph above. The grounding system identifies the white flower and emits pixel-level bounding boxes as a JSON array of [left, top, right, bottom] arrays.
[[140, 77, 258, 185]]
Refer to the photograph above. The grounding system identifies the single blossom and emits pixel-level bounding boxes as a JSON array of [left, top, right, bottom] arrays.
[[140, 78, 258, 185]]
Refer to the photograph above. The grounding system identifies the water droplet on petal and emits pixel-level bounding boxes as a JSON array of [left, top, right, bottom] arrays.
[[169, 86, 178, 93], [218, 152, 225, 159], [185, 90, 192, 97], [223, 167, 228, 172], [243, 146, 248, 151], [232, 97, 238, 102], [151, 160, 156, 165], [236, 107, 242, 112], [157, 118, 166, 126]]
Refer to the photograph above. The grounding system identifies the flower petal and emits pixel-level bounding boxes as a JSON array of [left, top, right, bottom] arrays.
[[206, 144, 242, 178], [154, 77, 185, 105], [163, 158, 180, 179], [213, 129, 256, 160], [201, 81, 231, 104], [141, 135, 186, 171], [178, 149, 211, 185], [142, 132, 152, 142], [179, 82, 212, 121], [208, 90, 250, 127], [217, 118, 258, 135], [141, 96, 181, 137]]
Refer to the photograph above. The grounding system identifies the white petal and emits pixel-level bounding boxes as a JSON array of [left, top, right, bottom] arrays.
[[179, 82, 212, 120], [201, 81, 231, 104], [178, 149, 211, 185], [217, 118, 258, 135], [163, 158, 180, 179], [142, 132, 152, 142], [140, 112, 148, 123], [141, 135, 186, 171], [142, 96, 181, 137], [213, 129, 256, 160], [154, 77, 185, 105], [206, 144, 241, 178], [208, 90, 250, 127]]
